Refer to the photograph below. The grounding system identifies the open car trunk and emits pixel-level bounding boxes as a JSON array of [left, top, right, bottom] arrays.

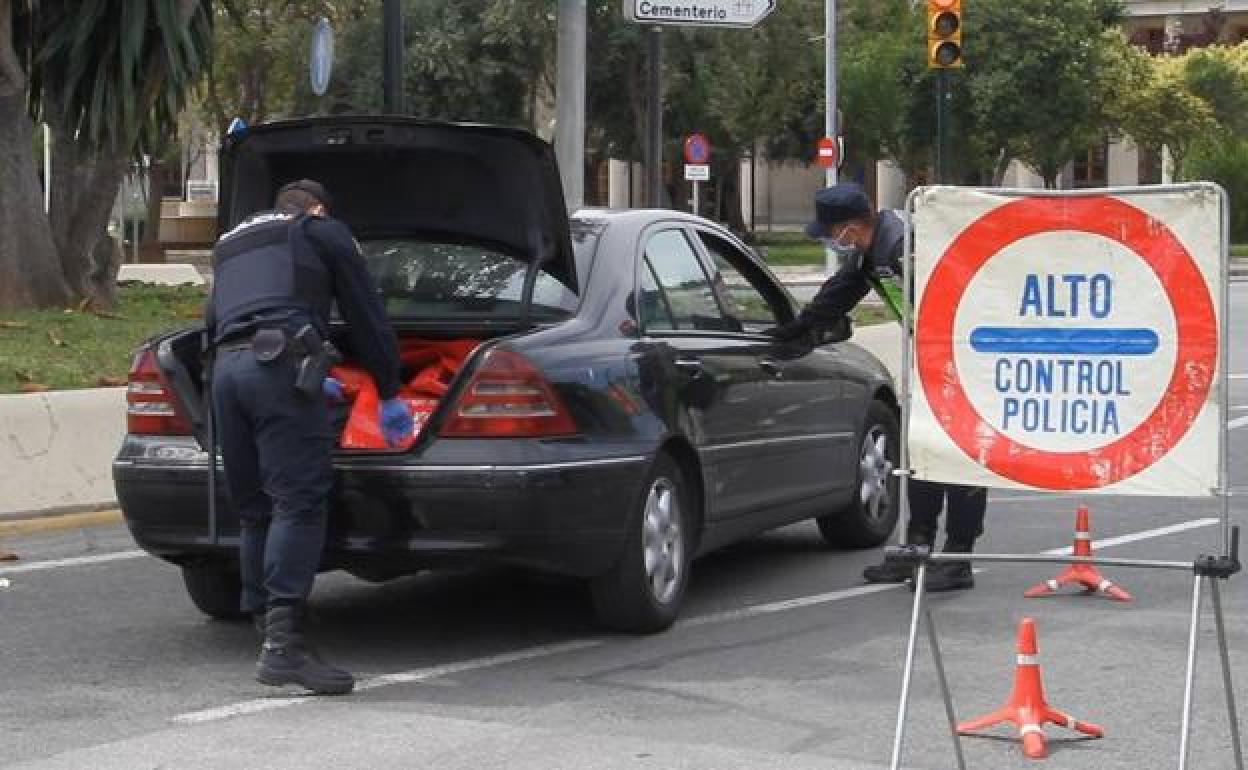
[[155, 328, 494, 452], [150, 117, 578, 452]]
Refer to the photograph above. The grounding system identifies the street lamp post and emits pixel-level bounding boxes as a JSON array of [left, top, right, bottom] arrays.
[[555, 0, 587, 212], [383, 0, 403, 114], [826, 0, 837, 189], [825, 0, 838, 273]]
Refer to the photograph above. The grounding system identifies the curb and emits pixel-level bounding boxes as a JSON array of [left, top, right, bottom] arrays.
[[0, 509, 123, 539]]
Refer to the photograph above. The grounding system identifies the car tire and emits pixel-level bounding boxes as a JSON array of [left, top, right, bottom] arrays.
[[590, 454, 692, 634], [817, 399, 900, 549], [181, 563, 247, 620]]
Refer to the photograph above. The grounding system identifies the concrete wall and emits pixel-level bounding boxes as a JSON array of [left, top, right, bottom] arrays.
[[747, 157, 825, 229], [875, 161, 909, 211], [1109, 136, 1142, 187], [0, 389, 126, 517]]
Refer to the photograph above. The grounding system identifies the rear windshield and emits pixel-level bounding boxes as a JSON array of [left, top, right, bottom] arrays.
[[359, 239, 578, 320]]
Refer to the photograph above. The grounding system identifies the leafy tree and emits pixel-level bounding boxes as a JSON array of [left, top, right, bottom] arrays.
[[1187, 134, 1248, 241], [960, 0, 1128, 187], [1112, 52, 1216, 181], [323, 0, 551, 127], [199, 1, 371, 133]]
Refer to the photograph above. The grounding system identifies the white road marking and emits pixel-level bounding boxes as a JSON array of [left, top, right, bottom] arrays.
[[172, 640, 602, 725], [989, 494, 1080, 504], [0, 550, 145, 575], [1231, 416, 1248, 430], [169, 516, 1222, 726], [1230, 374, 1248, 380], [679, 584, 898, 627], [1041, 518, 1219, 556]]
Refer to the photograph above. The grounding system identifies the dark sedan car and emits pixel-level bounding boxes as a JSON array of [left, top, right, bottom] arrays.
[[114, 117, 899, 633]]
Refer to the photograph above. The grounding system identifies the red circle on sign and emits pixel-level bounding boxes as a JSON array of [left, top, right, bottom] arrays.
[[684, 133, 710, 165], [915, 196, 1217, 489]]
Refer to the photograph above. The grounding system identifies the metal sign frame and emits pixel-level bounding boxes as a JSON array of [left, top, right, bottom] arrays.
[[888, 183, 1241, 770]]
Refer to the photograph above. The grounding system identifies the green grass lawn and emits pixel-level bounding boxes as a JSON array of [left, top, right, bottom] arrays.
[[1233, 244, 1247, 258], [0, 283, 204, 394], [754, 232, 823, 266]]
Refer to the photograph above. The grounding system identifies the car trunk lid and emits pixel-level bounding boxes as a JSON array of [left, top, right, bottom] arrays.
[[217, 117, 576, 294]]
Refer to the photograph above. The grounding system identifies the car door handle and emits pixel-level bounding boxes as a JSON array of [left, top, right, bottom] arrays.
[[674, 357, 704, 375], [758, 358, 783, 378]]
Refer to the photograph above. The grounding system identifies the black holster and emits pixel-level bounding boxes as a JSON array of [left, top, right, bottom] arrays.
[[291, 324, 339, 398]]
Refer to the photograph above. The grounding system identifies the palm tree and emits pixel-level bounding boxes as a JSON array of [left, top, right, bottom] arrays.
[[0, 0, 213, 310]]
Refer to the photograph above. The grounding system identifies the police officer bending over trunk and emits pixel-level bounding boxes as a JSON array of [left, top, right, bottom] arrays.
[[208, 180, 414, 694], [767, 183, 985, 592]]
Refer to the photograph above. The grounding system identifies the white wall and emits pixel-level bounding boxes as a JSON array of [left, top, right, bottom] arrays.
[[1108, 137, 1141, 187], [1002, 160, 1046, 189]]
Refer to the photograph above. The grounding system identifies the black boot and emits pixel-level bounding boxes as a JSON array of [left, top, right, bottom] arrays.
[[256, 604, 354, 695], [863, 532, 933, 584], [922, 540, 975, 592]]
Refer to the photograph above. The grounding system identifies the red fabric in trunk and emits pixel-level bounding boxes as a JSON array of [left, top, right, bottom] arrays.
[[331, 339, 478, 449]]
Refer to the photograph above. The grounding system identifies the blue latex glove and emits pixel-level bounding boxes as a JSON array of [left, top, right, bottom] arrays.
[[380, 397, 415, 447], [322, 377, 345, 403]]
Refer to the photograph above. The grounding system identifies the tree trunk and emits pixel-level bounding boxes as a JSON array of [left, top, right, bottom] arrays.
[[47, 113, 128, 308], [0, 0, 70, 311], [0, 94, 69, 310]]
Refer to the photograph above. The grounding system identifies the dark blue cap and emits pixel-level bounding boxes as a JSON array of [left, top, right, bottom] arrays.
[[804, 183, 872, 238], [276, 178, 333, 211]]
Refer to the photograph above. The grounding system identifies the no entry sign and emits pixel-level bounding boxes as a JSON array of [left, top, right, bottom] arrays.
[[908, 187, 1224, 495]]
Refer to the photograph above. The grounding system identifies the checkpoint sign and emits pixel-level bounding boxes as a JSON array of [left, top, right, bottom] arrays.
[[909, 187, 1223, 496]]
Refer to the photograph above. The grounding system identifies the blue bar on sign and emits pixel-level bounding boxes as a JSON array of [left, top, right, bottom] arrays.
[[969, 327, 1159, 355]]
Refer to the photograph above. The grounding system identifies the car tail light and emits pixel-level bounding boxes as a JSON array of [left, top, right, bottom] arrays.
[[440, 349, 577, 438], [126, 349, 193, 435]]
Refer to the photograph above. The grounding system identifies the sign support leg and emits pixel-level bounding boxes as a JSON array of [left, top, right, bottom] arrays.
[[1178, 573, 1205, 769], [890, 563, 928, 770], [1210, 578, 1245, 769], [692, 180, 699, 218], [925, 609, 967, 770]]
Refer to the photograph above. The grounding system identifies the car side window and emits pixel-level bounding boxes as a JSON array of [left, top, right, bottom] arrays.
[[643, 229, 735, 332], [638, 259, 675, 330], [696, 231, 783, 329]]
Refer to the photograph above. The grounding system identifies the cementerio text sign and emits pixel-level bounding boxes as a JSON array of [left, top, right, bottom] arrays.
[[624, 0, 776, 27], [907, 186, 1224, 496]]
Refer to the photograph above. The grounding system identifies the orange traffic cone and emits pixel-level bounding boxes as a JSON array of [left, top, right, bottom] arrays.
[[957, 617, 1103, 759], [1025, 506, 1132, 602]]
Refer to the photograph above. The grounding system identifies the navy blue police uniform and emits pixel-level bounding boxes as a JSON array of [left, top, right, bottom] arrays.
[[208, 201, 401, 617], [788, 184, 986, 590]]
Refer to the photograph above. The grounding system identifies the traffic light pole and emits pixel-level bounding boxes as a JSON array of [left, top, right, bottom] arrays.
[[935, 69, 950, 184]]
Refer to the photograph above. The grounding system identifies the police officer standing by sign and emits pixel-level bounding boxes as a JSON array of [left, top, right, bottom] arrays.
[[208, 180, 413, 694], [767, 183, 985, 592]]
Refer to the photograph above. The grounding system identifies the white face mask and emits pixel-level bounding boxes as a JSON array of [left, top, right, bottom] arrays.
[[820, 237, 863, 271]]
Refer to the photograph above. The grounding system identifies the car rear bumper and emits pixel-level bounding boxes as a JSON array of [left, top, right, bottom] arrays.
[[114, 436, 652, 578]]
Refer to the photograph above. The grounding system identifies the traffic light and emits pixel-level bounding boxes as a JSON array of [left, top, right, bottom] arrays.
[[927, 0, 963, 69]]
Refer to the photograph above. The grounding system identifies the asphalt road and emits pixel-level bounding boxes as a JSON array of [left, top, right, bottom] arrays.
[[3, 286, 1247, 770]]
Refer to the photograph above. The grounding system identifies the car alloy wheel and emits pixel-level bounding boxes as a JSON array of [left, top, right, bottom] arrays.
[[590, 453, 693, 633], [816, 399, 900, 549], [858, 424, 895, 527], [642, 477, 684, 605]]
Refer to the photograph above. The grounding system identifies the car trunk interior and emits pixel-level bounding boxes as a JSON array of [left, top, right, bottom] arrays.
[[328, 335, 482, 450], [157, 328, 495, 453]]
